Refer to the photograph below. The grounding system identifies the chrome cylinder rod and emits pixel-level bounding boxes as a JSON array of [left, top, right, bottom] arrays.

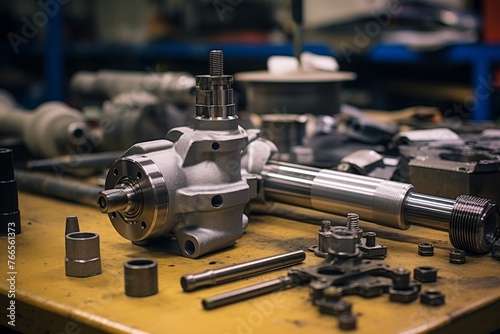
[[261, 161, 499, 254]]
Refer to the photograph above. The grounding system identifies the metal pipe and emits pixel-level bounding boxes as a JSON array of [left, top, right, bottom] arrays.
[[15, 170, 102, 207], [261, 161, 499, 254], [70, 70, 196, 105], [202, 276, 296, 310], [181, 250, 306, 292]]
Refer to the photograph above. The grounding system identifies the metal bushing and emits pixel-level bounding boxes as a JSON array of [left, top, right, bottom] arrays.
[[420, 290, 445, 306], [65, 232, 101, 277], [449, 249, 466, 264], [389, 286, 419, 303], [413, 266, 438, 283], [124, 258, 158, 297], [338, 313, 357, 331], [418, 243, 434, 256]]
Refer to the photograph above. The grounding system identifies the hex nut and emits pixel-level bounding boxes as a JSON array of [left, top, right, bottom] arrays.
[[413, 266, 438, 283], [389, 286, 419, 303], [338, 313, 357, 330], [420, 290, 445, 306], [329, 227, 358, 257], [449, 249, 466, 264], [418, 243, 434, 256]]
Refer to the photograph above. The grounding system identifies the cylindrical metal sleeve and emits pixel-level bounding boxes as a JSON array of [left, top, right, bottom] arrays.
[[404, 192, 455, 231], [0, 148, 21, 235], [181, 250, 306, 292], [65, 232, 101, 277], [262, 161, 413, 230], [124, 259, 158, 297]]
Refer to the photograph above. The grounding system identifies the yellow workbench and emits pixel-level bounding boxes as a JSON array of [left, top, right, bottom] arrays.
[[1, 192, 499, 333]]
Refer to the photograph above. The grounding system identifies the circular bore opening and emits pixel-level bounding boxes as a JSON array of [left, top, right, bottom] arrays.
[[110, 212, 116, 219], [211, 142, 220, 151], [211, 195, 223, 208], [424, 290, 441, 296], [67, 232, 97, 239], [97, 196, 108, 209], [126, 259, 155, 267], [141, 221, 147, 229], [113, 168, 119, 176], [72, 127, 85, 139], [136, 171, 142, 180], [184, 240, 195, 255], [450, 249, 465, 255]]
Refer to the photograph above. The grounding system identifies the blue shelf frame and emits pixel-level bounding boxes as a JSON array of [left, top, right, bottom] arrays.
[[368, 44, 500, 121]]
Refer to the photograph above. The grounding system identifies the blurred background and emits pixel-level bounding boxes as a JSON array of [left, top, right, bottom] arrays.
[[1, 0, 499, 121]]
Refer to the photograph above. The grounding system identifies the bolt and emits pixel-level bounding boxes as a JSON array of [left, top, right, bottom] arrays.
[[209, 50, 223, 76], [418, 243, 434, 256], [320, 219, 332, 232], [338, 313, 357, 330], [449, 249, 466, 264], [365, 231, 376, 247]]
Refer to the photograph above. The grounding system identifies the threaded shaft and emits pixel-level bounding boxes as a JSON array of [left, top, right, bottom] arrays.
[[449, 195, 499, 254], [210, 50, 224, 76], [320, 219, 331, 232]]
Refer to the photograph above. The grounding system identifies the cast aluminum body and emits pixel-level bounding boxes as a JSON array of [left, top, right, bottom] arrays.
[[98, 51, 256, 258]]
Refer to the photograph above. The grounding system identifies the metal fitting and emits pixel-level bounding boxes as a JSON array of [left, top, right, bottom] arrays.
[[413, 266, 438, 283], [420, 290, 445, 306], [389, 285, 419, 303], [359, 231, 387, 259], [449, 249, 466, 264], [124, 258, 158, 297], [418, 243, 434, 256], [392, 268, 411, 289], [65, 216, 80, 235], [65, 232, 101, 277], [338, 313, 357, 331]]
